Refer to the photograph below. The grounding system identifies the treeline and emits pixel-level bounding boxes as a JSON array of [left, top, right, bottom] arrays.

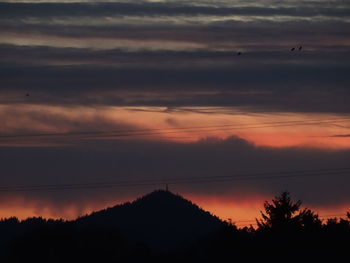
[[0, 192, 349, 262], [197, 192, 350, 262]]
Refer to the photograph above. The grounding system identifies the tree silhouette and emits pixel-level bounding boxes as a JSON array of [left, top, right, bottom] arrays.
[[298, 207, 322, 231], [257, 191, 321, 232], [0, 190, 349, 262]]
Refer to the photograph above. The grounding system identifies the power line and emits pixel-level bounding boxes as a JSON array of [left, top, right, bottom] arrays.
[[0, 167, 349, 192], [76, 119, 350, 139], [318, 213, 350, 218], [233, 214, 350, 227], [1, 117, 350, 141], [234, 213, 350, 227], [234, 214, 349, 224]]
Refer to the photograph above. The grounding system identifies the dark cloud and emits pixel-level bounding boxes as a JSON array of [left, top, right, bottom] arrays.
[[1, 2, 349, 18], [1, 0, 349, 116], [1, 19, 349, 47], [2, 44, 350, 66], [0, 105, 137, 133], [0, 136, 349, 209], [330, 134, 350, 137], [0, 61, 349, 113], [1, 1, 349, 52]]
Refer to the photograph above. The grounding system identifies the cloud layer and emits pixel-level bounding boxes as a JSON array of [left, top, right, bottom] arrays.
[[0, 136, 349, 220], [0, 0, 349, 113]]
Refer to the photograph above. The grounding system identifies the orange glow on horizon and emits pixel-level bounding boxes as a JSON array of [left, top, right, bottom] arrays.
[[1, 104, 350, 149], [187, 194, 265, 227], [1, 194, 348, 228]]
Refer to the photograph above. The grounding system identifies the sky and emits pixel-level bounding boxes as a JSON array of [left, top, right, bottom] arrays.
[[0, 0, 350, 226]]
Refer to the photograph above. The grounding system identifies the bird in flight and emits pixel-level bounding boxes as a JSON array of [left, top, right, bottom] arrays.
[[237, 52, 242, 56], [298, 46, 302, 51], [290, 47, 295, 51], [25, 93, 30, 97]]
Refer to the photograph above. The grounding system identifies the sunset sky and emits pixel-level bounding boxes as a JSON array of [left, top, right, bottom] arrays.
[[1, 0, 350, 226]]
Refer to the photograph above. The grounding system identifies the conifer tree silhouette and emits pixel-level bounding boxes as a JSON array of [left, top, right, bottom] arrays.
[[257, 191, 320, 231]]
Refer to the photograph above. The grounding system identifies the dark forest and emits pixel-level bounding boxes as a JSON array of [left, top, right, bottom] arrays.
[[1, 191, 349, 262]]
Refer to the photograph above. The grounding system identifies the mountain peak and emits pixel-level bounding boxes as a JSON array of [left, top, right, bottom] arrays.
[[77, 189, 224, 249], [132, 189, 194, 207], [140, 189, 177, 199]]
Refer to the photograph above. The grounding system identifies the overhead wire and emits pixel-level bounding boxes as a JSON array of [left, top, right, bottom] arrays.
[[234, 213, 350, 227], [0, 117, 350, 141], [0, 167, 349, 192]]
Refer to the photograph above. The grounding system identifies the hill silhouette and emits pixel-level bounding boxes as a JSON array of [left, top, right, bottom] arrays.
[[0, 191, 349, 262], [76, 190, 225, 249]]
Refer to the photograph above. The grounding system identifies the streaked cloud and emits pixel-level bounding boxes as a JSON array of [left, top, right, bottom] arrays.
[[1, 105, 350, 148], [1, 1, 349, 114]]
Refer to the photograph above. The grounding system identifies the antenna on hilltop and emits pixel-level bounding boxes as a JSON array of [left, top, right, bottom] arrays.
[[165, 184, 169, 192]]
